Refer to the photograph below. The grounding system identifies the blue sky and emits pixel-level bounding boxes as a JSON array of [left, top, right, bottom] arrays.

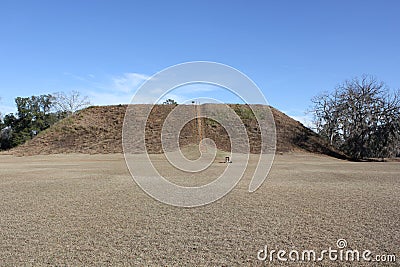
[[0, 0, 399, 126]]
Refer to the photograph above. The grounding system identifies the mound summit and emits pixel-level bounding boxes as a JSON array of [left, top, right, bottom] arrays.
[[10, 104, 345, 158]]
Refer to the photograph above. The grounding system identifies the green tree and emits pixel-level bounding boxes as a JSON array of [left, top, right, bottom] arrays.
[[0, 96, 3, 131], [0, 94, 66, 149], [162, 99, 178, 105], [0, 110, 5, 148]]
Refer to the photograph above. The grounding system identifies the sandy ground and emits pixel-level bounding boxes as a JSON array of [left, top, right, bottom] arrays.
[[0, 153, 399, 266]]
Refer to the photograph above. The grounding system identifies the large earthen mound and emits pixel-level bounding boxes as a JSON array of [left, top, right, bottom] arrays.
[[9, 104, 345, 158]]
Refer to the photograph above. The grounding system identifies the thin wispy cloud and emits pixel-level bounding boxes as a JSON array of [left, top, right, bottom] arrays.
[[112, 73, 150, 93], [176, 83, 220, 93], [85, 74, 228, 106], [0, 103, 16, 116], [83, 72, 151, 105], [286, 111, 315, 129], [63, 71, 150, 93], [72, 72, 237, 106], [63, 72, 93, 82], [90, 91, 188, 105], [89, 91, 133, 106]]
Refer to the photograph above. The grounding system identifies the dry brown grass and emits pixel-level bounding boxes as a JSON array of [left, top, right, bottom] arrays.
[[0, 153, 398, 266]]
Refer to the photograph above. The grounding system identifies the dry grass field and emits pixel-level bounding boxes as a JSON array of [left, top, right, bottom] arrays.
[[0, 153, 399, 266]]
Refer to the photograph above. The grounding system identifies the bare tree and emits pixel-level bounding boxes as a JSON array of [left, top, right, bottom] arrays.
[[311, 75, 400, 159], [311, 91, 341, 146], [0, 97, 2, 130], [52, 90, 91, 115]]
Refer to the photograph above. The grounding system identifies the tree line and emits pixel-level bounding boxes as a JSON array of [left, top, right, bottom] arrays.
[[1, 79, 399, 159], [310, 75, 400, 160], [0, 91, 90, 150]]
